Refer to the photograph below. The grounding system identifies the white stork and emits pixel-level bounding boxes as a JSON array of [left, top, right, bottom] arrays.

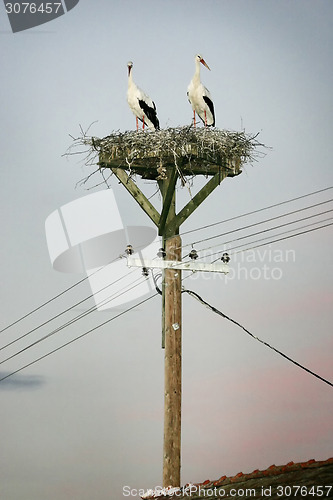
[[127, 61, 160, 131], [187, 54, 215, 127]]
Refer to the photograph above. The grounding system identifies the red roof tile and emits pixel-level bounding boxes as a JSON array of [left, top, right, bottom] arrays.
[[141, 457, 333, 499]]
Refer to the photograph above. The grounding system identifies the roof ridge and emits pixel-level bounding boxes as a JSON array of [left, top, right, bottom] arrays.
[[197, 457, 333, 489], [141, 457, 333, 499]]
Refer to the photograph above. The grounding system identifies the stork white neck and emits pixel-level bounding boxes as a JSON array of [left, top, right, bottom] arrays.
[[127, 64, 134, 87], [192, 57, 201, 84]]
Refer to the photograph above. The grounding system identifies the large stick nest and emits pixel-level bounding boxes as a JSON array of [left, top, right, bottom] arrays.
[[67, 125, 266, 185]]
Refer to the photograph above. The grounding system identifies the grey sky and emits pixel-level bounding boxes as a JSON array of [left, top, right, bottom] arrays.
[[0, 1, 332, 499]]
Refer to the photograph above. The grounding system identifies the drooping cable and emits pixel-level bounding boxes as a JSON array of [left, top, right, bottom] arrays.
[[2, 187, 331, 335], [183, 288, 333, 388]]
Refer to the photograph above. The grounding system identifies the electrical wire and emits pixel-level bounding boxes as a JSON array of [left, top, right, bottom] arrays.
[[128, 212, 333, 276], [0, 254, 123, 336], [183, 288, 333, 388], [0, 292, 158, 384], [2, 218, 331, 384], [177, 185, 333, 240], [0, 273, 148, 366], [180, 197, 333, 252], [2, 187, 332, 382], [0, 234, 157, 337], [152, 271, 163, 296], [0, 264, 141, 352], [211, 219, 333, 262], [2, 187, 331, 336], [0, 273, 90, 335], [181, 207, 333, 261], [1, 249, 161, 367]]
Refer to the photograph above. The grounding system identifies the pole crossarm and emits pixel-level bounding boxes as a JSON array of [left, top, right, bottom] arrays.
[[164, 169, 228, 237], [111, 167, 160, 227], [127, 257, 229, 274]]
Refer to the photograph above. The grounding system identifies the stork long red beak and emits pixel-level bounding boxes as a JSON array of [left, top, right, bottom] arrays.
[[200, 58, 211, 71]]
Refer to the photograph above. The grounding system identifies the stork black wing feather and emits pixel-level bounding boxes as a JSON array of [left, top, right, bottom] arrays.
[[138, 99, 160, 130], [202, 96, 215, 127]]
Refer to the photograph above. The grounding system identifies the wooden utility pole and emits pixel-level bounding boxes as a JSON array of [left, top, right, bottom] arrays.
[[158, 174, 182, 486], [102, 147, 240, 488], [163, 234, 182, 487]]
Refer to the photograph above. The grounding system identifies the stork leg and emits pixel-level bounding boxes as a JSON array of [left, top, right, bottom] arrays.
[[193, 110, 196, 128], [204, 110, 207, 127], [142, 116, 145, 130], [136, 116, 139, 131]]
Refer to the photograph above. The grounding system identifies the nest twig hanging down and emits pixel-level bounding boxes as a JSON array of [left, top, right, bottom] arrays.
[[65, 125, 266, 186]]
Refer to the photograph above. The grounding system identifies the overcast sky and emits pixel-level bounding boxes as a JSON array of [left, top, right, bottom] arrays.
[[0, 1, 332, 499]]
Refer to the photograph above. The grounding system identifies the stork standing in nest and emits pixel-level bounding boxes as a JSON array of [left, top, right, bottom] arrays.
[[187, 54, 215, 127], [127, 61, 160, 131]]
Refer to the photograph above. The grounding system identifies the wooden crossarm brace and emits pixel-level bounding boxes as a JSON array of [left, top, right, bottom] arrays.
[[165, 169, 228, 237]]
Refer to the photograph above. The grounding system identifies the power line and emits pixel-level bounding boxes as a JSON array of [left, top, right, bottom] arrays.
[[1, 248, 162, 358], [0, 292, 158, 384], [2, 187, 331, 337], [0, 254, 124, 335], [178, 185, 333, 240], [2, 187, 332, 383], [0, 264, 140, 352], [183, 288, 333, 388], [0, 273, 148, 366], [0, 234, 157, 337], [181, 197, 333, 252], [183, 209, 333, 260], [211, 219, 333, 261], [0, 273, 90, 335], [2, 226, 331, 384], [135, 214, 333, 276]]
